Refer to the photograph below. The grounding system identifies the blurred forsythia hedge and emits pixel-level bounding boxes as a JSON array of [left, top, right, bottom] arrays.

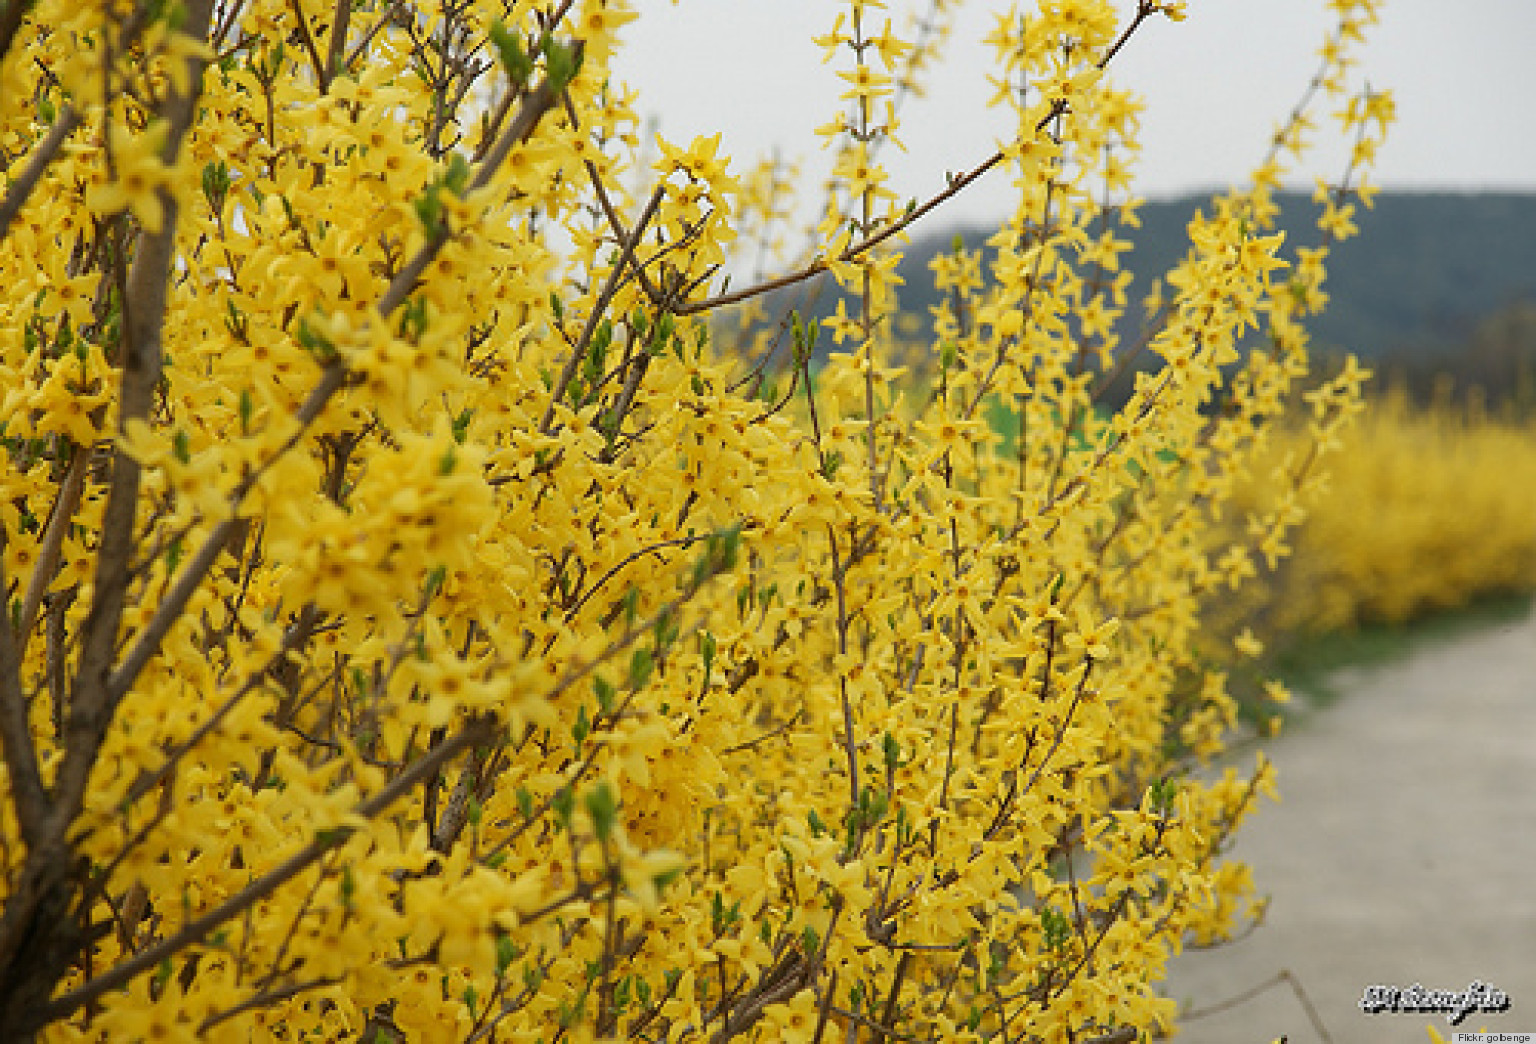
[[1, 0, 1388, 1040], [1239, 389, 1536, 635]]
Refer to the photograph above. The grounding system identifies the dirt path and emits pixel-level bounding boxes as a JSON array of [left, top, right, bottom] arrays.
[[1162, 610, 1536, 1043]]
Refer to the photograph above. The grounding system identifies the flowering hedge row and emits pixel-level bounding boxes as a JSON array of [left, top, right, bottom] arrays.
[[1, 0, 1386, 1040], [1236, 389, 1536, 637]]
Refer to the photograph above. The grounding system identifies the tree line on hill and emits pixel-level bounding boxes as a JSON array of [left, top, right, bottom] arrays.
[[731, 192, 1536, 408]]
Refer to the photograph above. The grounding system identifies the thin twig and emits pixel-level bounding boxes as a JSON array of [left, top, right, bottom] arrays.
[[17, 443, 89, 649], [1179, 969, 1332, 1044], [673, 2, 1155, 319], [539, 183, 665, 435]]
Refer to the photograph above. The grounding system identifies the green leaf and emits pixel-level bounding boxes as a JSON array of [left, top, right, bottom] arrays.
[[1041, 906, 1071, 951], [820, 450, 842, 480], [540, 35, 579, 92], [552, 786, 575, 830], [201, 159, 231, 211], [294, 316, 337, 362], [398, 294, 429, 340], [627, 647, 653, 690], [444, 151, 471, 197], [594, 675, 616, 713], [584, 781, 617, 842], [496, 933, 518, 975], [413, 187, 444, 235], [488, 20, 534, 86], [452, 407, 473, 444], [224, 297, 248, 344]]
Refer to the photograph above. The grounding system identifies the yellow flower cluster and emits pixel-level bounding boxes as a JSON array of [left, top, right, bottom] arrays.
[[0, 0, 1387, 1040], [1235, 388, 1536, 634]]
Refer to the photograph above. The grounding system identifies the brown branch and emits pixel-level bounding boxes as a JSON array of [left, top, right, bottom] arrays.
[[322, 0, 351, 83], [0, 534, 50, 848], [873, 950, 912, 1043], [539, 182, 665, 435], [674, 2, 1156, 320], [0, 2, 210, 995], [809, 969, 838, 1044], [1081, 1029, 1137, 1044], [706, 904, 842, 1043], [210, 0, 246, 51], [198, 973, 344, 1035], [563, 532, 708, 623], [54, 0, 217, 841], [0, 105, 82, 243], [429, 741, 486, 852], [344, 0, 400, 70], [672, 141, 1005, 317], [719, 709, 803, 756], [287, 0, 328, 88], [1179, 969, 1332, 1044], [566, 89, 667, 307], [17, 442, 89, 649]]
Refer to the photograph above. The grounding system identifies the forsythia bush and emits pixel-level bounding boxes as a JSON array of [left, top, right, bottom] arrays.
[[0, 0, 1388, 1040], [1238, 388, 1536, 634]]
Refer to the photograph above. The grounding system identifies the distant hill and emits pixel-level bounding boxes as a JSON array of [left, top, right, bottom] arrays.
[[737, 192, 1536, 362], [890, 191, 1536, 361]]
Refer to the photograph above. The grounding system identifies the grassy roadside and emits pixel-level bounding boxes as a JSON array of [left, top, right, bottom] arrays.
[[1265, 589, 1534, 708]]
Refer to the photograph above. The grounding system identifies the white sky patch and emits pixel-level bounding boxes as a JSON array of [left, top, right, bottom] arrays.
[[610, 0, 1536, 235]]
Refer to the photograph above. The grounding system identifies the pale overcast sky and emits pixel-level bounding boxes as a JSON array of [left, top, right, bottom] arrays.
[[609, 1, 1536, 230]]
